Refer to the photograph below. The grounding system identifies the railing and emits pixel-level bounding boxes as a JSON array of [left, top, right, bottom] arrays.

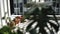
[[52, 0, 60, 15], [27, 0, 53, 5], [47, 15, 60, 20]]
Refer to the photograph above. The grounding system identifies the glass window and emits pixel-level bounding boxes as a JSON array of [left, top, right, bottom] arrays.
[[53, 0, 56, 1], [53, 2, 56, 7], [56, 8, 59, 14], [10, 0, 24, 15], [14, 3, 16, 8], [20, 3, 23, 12], [44, 0, 51, 2], [23, 0, 27, 4], [56, 3, 59, 8]]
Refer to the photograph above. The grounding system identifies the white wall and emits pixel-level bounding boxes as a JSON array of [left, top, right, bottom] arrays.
[[0, 0, 2, 28], [1, 0, 11, 17], [0, 0, 11, 27], [1, 0, 5, 17]]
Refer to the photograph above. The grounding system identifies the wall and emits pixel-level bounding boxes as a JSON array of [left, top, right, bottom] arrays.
[[0, 0, 11, 27]]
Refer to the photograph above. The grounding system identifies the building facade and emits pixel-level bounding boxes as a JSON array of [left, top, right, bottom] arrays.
[[0, 0, 60, 27], [0, 0, 60, 17], [52, 0, 60, 14], [10, 0, 60, 15]]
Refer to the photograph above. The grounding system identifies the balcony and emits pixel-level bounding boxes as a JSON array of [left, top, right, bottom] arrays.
[[26, 0, 53, 6]]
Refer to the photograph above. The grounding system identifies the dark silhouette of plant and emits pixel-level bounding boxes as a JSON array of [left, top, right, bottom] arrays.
[[0, 26, 12, 34], [0, 26, 23, 34], [25, 6, 59, 34]]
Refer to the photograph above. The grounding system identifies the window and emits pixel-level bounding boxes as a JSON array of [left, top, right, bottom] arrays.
[[23, 0, 27, 4], [52, 0, 60, 14], [44, 0, 51, 2], [10, 0, 24, 15], [56, 3, 59, 8], [53, 0, 56, 1], [53, 2, 56, 7], [56, 8, 59, 14], [44, 0, 47, 2]]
